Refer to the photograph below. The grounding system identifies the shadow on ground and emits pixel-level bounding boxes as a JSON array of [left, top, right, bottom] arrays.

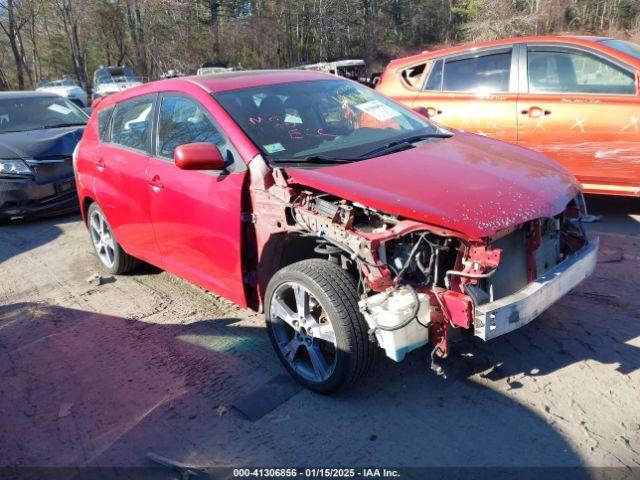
[[585, 195, 640, 236], [0, 301, 612, 472], [0, 213, 79, 264]]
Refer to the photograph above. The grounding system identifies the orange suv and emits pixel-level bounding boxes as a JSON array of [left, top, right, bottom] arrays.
[[377, 36, 640, 196]]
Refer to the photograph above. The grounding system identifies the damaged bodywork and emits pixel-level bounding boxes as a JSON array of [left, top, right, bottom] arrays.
[[246, 148, 597, 373]]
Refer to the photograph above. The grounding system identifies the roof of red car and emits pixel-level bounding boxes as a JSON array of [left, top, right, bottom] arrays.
[[92, 70, 337, 109], [185, 69, 335, 93]]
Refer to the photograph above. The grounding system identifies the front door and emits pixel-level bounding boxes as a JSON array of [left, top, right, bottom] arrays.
[[517, 44, 640, 195], [412, 47, 519, 144], [145, 92, 248, 306], [94, 94, 159, 263]]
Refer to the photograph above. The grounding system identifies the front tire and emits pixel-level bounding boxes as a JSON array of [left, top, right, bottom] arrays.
[[265, 259, 375, 393], [87, 202, 139, 275]]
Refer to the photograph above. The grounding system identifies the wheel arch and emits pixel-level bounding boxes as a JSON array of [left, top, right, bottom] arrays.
[[80, 195, 95, 226], [248, 232, 358, 313]]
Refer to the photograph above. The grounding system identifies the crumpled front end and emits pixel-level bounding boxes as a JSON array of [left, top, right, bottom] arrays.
[[248, 160, 597, 370]]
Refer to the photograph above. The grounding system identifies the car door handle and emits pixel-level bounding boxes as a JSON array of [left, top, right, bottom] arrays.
[[520, 107, 551, 118], [146, 175, 164, 190], [96, 158, 106, 172]]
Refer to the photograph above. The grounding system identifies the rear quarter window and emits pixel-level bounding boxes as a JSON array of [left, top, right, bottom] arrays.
[[400, 63, 428, 89], [97, 106, 113, 142]]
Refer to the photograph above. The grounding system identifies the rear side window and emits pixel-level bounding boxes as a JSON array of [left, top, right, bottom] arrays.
[[443, 50, 512, 93], [424, 59, 443, 91], [97, 106, 113, 142], [110, 96, 154, 152], [528, 48, 636, 95]]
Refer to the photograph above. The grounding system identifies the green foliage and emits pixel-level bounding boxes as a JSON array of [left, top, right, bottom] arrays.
[[618, 0, 640, 29]]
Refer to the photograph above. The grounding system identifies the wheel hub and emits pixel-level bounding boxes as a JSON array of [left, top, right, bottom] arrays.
[[269, 282, 337, 383]]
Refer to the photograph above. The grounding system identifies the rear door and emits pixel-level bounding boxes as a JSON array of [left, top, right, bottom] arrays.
[[94, 94, 159, 263], [517, 43, 640, 194], [145, 92, 248, 306], [412, 46, 519, 143]]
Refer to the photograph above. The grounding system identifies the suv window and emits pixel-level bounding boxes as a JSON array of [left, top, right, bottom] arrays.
[[443, 50, 512, 93], [528, 48, 636, 95], [157, 95, 225, 160], [110, 96, 154, 151], [424, 59, 443, 91]]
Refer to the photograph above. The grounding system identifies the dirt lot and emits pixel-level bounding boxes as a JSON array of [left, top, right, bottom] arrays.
[[1, 196, 639, 472]]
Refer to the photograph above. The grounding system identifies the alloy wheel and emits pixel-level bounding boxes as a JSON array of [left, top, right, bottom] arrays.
[[269, 282, 338, 383], [89, 209, 116, 269]]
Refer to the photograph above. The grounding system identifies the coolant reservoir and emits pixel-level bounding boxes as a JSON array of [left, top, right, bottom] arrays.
[[359, 287, 431, 362]]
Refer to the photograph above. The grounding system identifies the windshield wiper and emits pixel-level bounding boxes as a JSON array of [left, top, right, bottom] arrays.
[[270, 155, 356, 165], [357, 131, 452, 159]]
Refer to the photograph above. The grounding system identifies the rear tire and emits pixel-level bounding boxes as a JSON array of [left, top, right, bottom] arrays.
[[87, 202, 139, 275], [265, 259, 375, 393]]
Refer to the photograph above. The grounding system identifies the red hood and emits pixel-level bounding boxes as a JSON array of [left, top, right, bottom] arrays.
[[285, 132, 580, 239]]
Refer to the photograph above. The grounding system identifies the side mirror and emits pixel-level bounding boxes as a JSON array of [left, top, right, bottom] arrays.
[[413, 106, 431, 119], [174, 142, 225, 171]]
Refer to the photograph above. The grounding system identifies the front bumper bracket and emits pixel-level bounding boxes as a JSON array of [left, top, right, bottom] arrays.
[[474, 237, 599, 341]]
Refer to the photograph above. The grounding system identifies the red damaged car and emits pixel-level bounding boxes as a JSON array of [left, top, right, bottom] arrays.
[[74, 71, 598, 392]]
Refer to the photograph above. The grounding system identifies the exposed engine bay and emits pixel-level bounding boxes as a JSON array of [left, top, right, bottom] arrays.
[[248, 162, 591, 374]]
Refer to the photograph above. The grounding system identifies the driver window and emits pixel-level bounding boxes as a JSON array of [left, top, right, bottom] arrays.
[[157, 95, 225, 160]]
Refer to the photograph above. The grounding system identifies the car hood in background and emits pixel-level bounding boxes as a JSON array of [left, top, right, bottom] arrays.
[[0, 126, 84, 160], [96, 82, 142, 94], [285, 132, 581, 239], [37, 86, 86, 96]]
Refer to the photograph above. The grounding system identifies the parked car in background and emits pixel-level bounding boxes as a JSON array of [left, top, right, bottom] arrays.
[[297, 59, 373, 85], [377, 36, 640, 197], [196, 60, 234, 76], [36, 77, 88, 107], [92, 65, 142, 102], [161, 69, 185, 79], [75, 71, 597, 392], [0, 92, 87, 220]]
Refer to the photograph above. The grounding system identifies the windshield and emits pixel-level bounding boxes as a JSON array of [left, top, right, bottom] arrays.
[[0, 96, 88, 133], [37, 79, 77, 88], [599, 39, 640, 60], [95, 67, 140, 86], [214, 79, 441, 163]]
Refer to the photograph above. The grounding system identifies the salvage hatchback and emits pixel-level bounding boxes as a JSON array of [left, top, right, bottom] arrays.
[[74, 71, 598, 392]]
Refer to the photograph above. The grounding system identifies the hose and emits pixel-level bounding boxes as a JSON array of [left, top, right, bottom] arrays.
[[444, 268, 497, 289]]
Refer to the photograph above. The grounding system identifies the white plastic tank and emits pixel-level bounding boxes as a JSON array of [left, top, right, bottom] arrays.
[[359, 287, 431, 361]]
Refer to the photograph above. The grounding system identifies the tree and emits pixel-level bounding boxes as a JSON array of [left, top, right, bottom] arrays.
[[55, 0, 89, 91], [0, 0, 31, 89], [0, 0, 639, 90]]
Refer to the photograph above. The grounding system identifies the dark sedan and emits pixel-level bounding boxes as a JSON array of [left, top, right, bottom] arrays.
[[0, 92, 87, 220]]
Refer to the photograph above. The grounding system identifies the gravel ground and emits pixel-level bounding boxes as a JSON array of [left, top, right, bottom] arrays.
[[0, 196, 638, 472]]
